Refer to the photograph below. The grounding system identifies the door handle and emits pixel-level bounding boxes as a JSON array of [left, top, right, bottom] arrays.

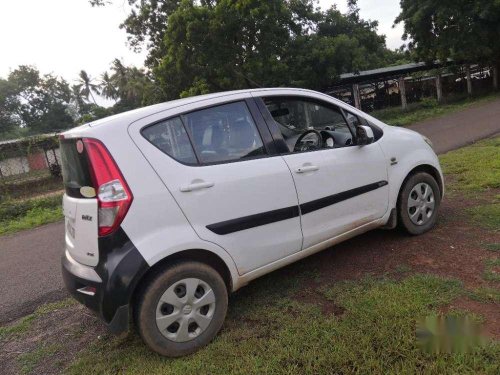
[[180, 181, 214, 192], [295, 165, 319, 174]]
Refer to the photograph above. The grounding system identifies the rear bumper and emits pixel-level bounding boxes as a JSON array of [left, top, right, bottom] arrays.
[[61, 227, 149, 334]]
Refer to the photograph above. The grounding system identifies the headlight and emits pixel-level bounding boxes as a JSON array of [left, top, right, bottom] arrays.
[[422, 135, 433, 149]]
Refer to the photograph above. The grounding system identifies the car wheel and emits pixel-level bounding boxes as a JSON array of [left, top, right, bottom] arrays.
[[398, 172, 441, 235], [135, 261, 228, 357]]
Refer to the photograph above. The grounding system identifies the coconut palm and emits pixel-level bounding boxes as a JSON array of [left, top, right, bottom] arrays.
[[77, 70, 100, 105], [110, 59, 128, 92], [99, 72, 118, 100]]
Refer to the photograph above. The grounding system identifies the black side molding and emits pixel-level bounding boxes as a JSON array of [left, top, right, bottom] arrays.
[[206, 180, 388, 235], [206, 206, 300, 235], [300, 180, 388, 215]]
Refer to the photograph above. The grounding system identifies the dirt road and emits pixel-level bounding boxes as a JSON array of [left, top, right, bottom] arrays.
[[1, 97, 499, 323], [408, 98, 500, 154], [0, 222, 66, 323]]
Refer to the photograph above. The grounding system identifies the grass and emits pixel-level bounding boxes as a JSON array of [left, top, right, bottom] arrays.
[[18, 343, 61, 375], [0, 299, 75, 341], [439, 137, 500, 193], [0, 171, 63, 200], [484, 243, 500, 252], [439, 136, 500, 230], [0, 315, 35, 341], [66, 273, 500, 375], [0, 194, 63, 236], [468, 203, 500, 231], [483, 258, 500, 282], [371, 92, 500, 127], [467, 287, 500, 303]]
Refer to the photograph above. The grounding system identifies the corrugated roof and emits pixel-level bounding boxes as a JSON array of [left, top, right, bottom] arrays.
[[339, 62, 428, 80], [335, 61, 449, 85]]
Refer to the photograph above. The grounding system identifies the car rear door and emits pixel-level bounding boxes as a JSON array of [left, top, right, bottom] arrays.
[[128, 94, 302, 274], [60, 138, 99, 266], [254, 92, 389, 249]]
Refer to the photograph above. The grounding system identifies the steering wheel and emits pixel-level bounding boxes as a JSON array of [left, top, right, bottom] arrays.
[[293, 129, 323, 152]]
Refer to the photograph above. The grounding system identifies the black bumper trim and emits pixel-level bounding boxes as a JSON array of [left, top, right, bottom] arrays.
[[62, 227, 149, 334]]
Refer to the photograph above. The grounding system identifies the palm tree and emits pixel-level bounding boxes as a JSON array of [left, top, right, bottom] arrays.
[[77, 70, 100, 105], [99, 72, 118, 100], [110, 59, 128, 93]]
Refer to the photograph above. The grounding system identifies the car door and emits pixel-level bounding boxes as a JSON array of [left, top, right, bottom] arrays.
[[129, 95, 302, 274], [254, 92, 389, 249]]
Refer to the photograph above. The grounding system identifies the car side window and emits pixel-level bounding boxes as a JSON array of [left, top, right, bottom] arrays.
[[142, 117, 198, 165], [264, 97, 354, 152], [181, 101, 266, 164]]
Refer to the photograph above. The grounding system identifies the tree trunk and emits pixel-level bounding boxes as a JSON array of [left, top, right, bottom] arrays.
[[352, 84, 361, 109], [435, 74, 443, 103], [493, 65, 498, 90], [465, 65, 472, 96], [398, 76, 407, 110]]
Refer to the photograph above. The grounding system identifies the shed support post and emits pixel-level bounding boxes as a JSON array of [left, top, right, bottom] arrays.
[[398, 76, 407, 110], [465, 65, 472, 96], [493, 65, 498, 90], [52, 148, 59, 166], [436, 74, 443, 103], [43, 149, 50, 168], [352, 84, 361, 109]]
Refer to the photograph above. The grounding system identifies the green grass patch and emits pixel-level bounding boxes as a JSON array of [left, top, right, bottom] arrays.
[[371, 93, 500, 127], [18, 343, 61, 375], [483, 258, 500, 282], [0, 299, 76, 341], [484, 243, 500, 252], [467, 287, 500, 303], [0, 194, 63, 236], [66, 273, 499, 375], [0, 315, 35, 341], [468, 203, 500, 231], [439, 137, 500, 193]]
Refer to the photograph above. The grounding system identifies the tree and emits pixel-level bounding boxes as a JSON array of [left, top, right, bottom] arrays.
[[99, 71, 118, 99], [151, 0, 400, 98], [0, 78, 20, 137], [77, 70, 100, 105], [0, 66, 75, 139], [395, 0, 500, 90]]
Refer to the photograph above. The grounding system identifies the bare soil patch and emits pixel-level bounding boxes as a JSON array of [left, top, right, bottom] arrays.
[[0, 304, 106, 375], [285, 196, 499, 337]]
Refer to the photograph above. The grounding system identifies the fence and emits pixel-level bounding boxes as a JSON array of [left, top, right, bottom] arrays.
[[0, 134, 63, 200]]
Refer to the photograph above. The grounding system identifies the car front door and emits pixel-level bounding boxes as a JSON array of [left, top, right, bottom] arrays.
[[129, 95, 302, 274], [254, 92, 389, 249]]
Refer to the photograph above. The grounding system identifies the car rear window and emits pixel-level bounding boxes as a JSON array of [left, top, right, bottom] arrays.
[[60, 139, 93, 198], [142, 117, 198, 165], [181, 101, 265, 164]]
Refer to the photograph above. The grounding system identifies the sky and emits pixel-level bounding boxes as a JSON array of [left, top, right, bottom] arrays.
[[0, 0, 404, 85]]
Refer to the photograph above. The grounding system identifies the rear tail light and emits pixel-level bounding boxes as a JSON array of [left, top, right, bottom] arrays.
[[83, 138, 133, 236]]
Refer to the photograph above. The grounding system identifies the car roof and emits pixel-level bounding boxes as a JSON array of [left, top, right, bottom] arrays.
[[62, 87, 334, 137]]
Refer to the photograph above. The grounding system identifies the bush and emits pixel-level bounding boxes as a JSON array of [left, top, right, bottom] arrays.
[[0, 195, 62, 222]]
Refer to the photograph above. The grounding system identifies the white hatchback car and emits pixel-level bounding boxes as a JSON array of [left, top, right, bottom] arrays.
[[61, 88, 443, 356]]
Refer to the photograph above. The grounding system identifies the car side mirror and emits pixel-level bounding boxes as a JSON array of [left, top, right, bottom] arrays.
[[356, 125, 374, 145]]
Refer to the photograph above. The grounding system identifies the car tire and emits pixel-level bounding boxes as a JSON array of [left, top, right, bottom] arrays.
[[398, 172, 441, 235], [135, 261, 228, 357]]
